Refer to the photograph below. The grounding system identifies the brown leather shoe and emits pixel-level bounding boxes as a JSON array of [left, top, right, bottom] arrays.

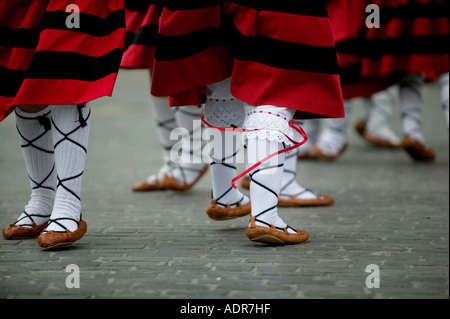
[[278, 194, 335, 207], [246, 217, 309, 245], [3, 222, 47, 240], [37, 220, 87, 249], [133, 165, 209, 192], [242, 176, 334, 207], [308, 144, 348, 161], [363, 132, 401, 149], [207, 199, 251, 221], [132, 178, 167, 192], [355, 120, 367, 137], [163, 165, 209, 192], [402, 136, 436, 162]]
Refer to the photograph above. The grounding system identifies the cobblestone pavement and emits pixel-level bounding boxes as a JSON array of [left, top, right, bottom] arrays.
[[0, 70, 448, 299]]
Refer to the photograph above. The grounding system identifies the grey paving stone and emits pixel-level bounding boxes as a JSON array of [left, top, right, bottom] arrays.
[[0, 70, 448, 299]]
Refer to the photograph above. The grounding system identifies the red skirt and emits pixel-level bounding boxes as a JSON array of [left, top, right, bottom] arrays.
[[151, 1, 345, 119], [361, 0, 450, 80], [121, 0, 161, 69], [0, 0, 126, 121], [327, 0, 400, 99]]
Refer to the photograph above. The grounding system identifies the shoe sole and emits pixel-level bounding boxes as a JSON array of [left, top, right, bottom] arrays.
[[40, 242, 74, 251], [278, 198, 334, 207], [207, 215, 245, 221], [250, 235, 310, 246]]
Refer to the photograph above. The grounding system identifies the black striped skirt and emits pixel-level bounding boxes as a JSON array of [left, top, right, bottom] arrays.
[[328, 0, 401, 99], [0, 0, 126, 121], [121, 0, 162, 69], [362, 0, 449, 80], [151, 0, 345, 119]]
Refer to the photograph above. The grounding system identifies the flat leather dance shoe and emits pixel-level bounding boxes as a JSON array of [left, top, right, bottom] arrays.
[[133, 166, 209, 192], [246, 217, 309, 245], [207, 199, 251, 221], [3, 222, 47, 240], [241, 176, 334, 207], [132, 177, 169, 192], [37, 219, 87, 250], [363, 132, 402, 149], [308, 144, 348, 161], [402, 136, 436, 162], [278, 193, 335, 207]]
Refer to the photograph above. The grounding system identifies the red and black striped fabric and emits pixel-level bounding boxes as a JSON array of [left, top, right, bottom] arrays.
[[121, 0, 162, 69], [151, 0, 345, 120], [361, 0, 450, 80], [327, 0, 400, 99], [0, 0, 126, 122]]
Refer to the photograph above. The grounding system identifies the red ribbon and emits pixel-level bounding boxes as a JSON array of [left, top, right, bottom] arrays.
[[201, 110, 308, 189]]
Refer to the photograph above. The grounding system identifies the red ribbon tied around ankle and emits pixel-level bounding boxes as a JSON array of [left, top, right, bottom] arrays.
[[201, 109, 308, 189]]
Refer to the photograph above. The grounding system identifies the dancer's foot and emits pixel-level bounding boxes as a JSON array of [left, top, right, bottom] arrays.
[[241, 176, 334, 207], [402, 136, 436, 162], [246, 217, 309, 245], [37, 218, 87, 250], [133, 164, 208, 192]]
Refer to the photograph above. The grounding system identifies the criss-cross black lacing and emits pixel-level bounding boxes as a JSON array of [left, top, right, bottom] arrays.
[[52, 105, 89, 202], [279, 152, 317, 199], [155, 114, 178, 170], [210, 148, 243, 208], [14, 110, 55, 226], [52, 104, 91, 153], [211, 186, 245, 208], [249, 163, 296, 233], [171, 105, 206, 183], [29, 165, 56, 192], [15, 211, 51, 227], [42, 216, 81, 234], [16, 110, 54, 154]]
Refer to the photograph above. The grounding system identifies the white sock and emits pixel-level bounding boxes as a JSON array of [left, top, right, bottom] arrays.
[[315, 100, 352, 155], [439, 73, 449, 128], [366, 86, 401, 144], [145, 95, 178, 184], [400, 74, 427, 144], [46, 104, 91, 233], [15, 107, 55, 228], [299, 119, 320, 156], [359, 99, 371, 123], [172, 105, 207, 185], [247, 137, 296, 234], [207, 129, 248, 207], [280, 148, 317, 200], [205, 78, 248, 207]]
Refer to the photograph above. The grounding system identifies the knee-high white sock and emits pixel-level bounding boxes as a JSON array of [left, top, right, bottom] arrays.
[[280, 147, 317, 200], [46, 104, 91, 232], [299, 119, 320, 156], [14, 107, 55, 227], [205, 78, 248, 207], [439, 73, 449, 128], [147, 95, 178, 182], [315, 100, 352, 155], [207, 128, 248, 207], [366, 86, 401, 144], [400, 74, 426, 144], [172, 105, 207, 185], [247, 137, 296, 234]]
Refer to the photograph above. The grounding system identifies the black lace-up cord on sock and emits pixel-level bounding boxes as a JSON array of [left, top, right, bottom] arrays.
[[47, 104, 90, 230], [210, 150, 243, 207], [14, 110, 54, 224], [249, 163, 296, 233]]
